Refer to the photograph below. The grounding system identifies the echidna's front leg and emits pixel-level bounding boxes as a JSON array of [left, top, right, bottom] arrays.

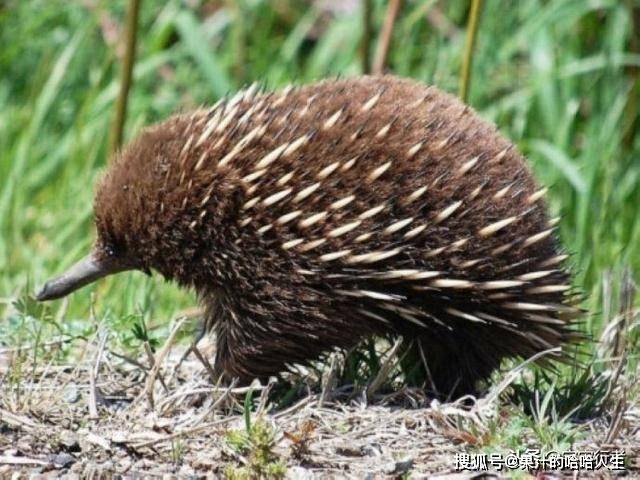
[[407, 334, 503, 397], [204, 287, 381, 383]]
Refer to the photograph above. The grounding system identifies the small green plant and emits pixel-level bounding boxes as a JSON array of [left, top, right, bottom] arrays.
[[5, 349, 28, 406], [341, 339, 386, 387], [224, 419, 287, 479], [479, 409, 530, 452], [12, 291, 54, 328], [511, 365, 609, 420], [129, 314, 159, 350], [526, 386, 584, 452], [479, 400, 584, 457], [224, 390, 286, 479], [171, 439, 185, 466]]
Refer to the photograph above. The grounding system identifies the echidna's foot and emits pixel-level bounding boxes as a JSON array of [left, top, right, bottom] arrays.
[[399, 335, 502, 400]]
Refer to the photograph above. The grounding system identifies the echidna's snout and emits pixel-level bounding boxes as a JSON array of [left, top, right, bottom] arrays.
[[36, 251, 129, 301]]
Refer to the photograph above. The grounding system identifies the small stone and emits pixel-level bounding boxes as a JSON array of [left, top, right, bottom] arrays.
[[382, 456, 413, 475], [362, 442, 383, 457], [48, 452, 75, 468], [64, 385, 80, 403]]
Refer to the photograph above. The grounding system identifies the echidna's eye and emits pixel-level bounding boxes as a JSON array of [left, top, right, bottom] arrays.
[[104, 244, 117, 258]]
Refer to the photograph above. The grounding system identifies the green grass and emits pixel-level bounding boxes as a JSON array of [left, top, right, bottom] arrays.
[[224, 394, 287, 479], [1, 0, 638, 417]]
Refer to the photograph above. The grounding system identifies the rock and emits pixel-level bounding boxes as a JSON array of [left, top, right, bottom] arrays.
[[64, 384, 80, 403], [382, 456, 413, 475], [362, 442, 383, 457], [48, 452, 76, 468]]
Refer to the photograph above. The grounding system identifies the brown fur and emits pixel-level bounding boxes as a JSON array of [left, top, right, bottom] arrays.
[[93, 75, 579, 396]]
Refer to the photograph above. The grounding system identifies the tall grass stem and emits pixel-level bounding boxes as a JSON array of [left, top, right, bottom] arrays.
[[109, 0, 142, 157], [361, 0, 373, 74], [227, 0, 247, 83], [372, 0, 402, 75], [459, 0, 483, 103], [623, 2, 640, 148]]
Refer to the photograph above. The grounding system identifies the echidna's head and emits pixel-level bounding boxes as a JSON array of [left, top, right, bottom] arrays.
[[36, 115, 240, 301]]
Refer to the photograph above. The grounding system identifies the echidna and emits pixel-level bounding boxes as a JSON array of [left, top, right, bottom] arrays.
[[37, 75, 580, 396]]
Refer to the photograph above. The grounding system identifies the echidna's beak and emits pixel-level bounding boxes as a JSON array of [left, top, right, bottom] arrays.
[[36, 253, 127, 301]]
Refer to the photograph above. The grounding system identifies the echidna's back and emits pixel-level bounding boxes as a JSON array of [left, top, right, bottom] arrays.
[[226, 76, 564, 282]]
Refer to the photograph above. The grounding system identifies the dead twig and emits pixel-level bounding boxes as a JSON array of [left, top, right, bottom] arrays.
[[480, 347, 562, 409], [191, 344, 218, 384], [133, 317, 187, 409], [168, 322, 208, 383], [158, 384, 260, 408], [366, 339, 402, 401], [180, 378, 240, 428], [602, 269, 637, 408], [0, 407, 42, 432], [604, 391, 628, 444], [417, 340, 438, 395], [132, 416, 236, 449], [108, 348, 149, 371], [319, 352, 340, 408], [602, 269, 637, 443], [88, 330, 108, 419], [0, 456, 50, 466], [0, 335, 83, 356], [143, 340, 168, 392], [256, 378, 275, 415]]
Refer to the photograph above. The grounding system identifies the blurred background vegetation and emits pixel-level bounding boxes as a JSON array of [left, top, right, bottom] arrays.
[[1, 0, 639, 357]]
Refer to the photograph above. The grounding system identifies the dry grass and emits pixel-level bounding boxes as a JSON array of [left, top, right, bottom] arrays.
[[1, 273, 638, 478], [1, 321, 638, 478]]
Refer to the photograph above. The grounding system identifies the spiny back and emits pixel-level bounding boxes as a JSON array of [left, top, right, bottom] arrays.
[[95, 75, 577, 395]]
